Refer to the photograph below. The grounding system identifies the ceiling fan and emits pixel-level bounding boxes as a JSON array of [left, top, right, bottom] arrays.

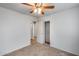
[[22, 3, 55, 15]]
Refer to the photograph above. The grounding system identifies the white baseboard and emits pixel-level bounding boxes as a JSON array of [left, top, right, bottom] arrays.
[[1, 42, 31, 56]]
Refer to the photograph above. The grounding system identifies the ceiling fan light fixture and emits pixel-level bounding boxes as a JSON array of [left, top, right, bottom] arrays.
[[34, 8, 42, 14], [22, 3, 55, 15], [34, 8, 37, 13], [37, 8, 42, 14]]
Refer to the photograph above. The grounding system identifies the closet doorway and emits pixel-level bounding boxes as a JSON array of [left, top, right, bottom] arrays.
[[45, 21, 50, 45]]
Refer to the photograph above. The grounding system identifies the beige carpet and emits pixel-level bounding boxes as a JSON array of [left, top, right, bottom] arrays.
[[4, 43, 76, 56]]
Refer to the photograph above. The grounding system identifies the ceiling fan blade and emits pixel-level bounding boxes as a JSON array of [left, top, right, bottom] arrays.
[[30, 10, 33, 13], [35, 3, 37, 6], [22, 3, 33, 6], [44, 6, 55, 9], [41, 11, 44, 15]]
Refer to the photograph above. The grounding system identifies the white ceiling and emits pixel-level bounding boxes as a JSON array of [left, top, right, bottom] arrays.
[[0, 3, 79, 17]]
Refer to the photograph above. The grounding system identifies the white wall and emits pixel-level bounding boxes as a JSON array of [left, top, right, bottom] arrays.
[[0, 7, 36, 55], [35, 18, 45, 44], [40, 6, 79, 55], [51, 7, 79, 55]]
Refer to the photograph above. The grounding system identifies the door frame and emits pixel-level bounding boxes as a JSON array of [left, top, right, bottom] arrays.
[[44, 21, 50, 44]]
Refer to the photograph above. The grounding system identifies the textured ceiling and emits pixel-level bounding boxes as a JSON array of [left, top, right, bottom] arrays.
[[0, 3, 79, 17]]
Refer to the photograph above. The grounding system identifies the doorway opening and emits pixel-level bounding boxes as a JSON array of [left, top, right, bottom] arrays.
[[45, 21, 50, 46], [31, 21, 37, 44]]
